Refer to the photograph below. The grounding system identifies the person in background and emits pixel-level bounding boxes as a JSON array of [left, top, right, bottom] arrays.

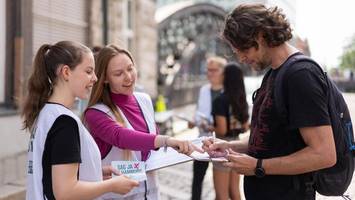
[[23, 41, 138, 200], [189, 56, 226, 200], [211, 63, 249, 200], [92, 46, 103, 60], [84, 44, 202, 200]]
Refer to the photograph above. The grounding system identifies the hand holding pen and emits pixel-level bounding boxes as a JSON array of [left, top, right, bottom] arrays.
[[202, 135, 229, 158]]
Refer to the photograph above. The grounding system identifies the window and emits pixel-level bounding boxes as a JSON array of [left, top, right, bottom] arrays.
[[122, 0, 134, 52], [0, 0, 5, 104]]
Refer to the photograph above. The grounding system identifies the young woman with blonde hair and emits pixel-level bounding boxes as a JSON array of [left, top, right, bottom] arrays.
[[84, 44, 201, 199]]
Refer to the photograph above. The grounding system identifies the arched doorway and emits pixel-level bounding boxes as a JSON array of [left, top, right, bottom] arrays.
[[156, 2, 231, 107]]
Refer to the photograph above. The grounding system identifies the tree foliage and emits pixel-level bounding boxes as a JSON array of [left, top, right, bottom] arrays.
[[340, 35, 355, 70]]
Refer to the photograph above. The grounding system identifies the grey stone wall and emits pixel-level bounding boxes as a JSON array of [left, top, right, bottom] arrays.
[[88, 0, 158, 98], [135, 0, 158, 97]]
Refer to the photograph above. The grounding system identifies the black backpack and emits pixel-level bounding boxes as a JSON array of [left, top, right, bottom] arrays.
[[270, 53, 355, 196]]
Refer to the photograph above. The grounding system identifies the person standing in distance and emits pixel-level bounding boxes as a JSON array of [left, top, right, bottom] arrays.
[[211, 63, 249, 200], [189, 56, 225, 200]]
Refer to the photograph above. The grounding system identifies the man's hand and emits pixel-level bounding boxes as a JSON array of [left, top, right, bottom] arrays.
[[202, 137, 229, 152], [202, 137, 231, 158], [223, 149, 257, 176]]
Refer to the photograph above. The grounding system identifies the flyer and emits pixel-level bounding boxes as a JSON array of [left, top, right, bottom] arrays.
[[111, 161, 147, 181]]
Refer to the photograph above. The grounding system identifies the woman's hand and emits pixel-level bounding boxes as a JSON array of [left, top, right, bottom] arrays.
[[102, 165, 139, 194], [109, 175, 139, 195], [102, 165, 121, 180], [188, 121, 196, 129], [166, 137, 203, 155]]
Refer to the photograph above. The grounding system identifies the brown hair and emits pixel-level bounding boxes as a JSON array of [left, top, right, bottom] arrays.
[[91, 45, 103, 61], [22, 41, 91, 132], [222, 4, 292, 51], [223, 63, 249, 124], [86, 44, 135, 160]]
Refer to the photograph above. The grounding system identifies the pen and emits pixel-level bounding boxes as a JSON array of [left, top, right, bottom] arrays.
[[210, 133, 215, 162]]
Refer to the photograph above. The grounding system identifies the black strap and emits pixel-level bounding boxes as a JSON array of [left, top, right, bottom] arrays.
[[144, 180, 148, 200], [342, 195, 352, 200], [303, 173, 316, 200], [273, 53, 328, 125]]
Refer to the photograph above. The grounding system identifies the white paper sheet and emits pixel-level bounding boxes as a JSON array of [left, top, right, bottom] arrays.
[[145, 137, 228, 172], [145, 147, 193, 172]]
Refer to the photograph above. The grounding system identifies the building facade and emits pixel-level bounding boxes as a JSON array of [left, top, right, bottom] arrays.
[[90, 0, 158, 96], [1, 0, 158, 113], [0, 0, 157, 190], [0, 0, 5, 106]]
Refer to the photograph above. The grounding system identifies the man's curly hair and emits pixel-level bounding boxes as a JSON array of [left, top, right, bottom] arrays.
[[222, 4, 292, 50]]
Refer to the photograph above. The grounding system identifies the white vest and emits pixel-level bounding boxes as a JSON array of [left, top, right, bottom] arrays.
[[26, 103, 103, 200], [91, 92, 159, 200]]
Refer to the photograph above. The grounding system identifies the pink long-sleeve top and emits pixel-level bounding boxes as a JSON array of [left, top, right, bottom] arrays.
[[84, 92, 157, 161]]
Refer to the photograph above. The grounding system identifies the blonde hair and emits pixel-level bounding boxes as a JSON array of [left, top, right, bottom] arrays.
[[207, 56, 227, 68], [85, 44, 135, 160]]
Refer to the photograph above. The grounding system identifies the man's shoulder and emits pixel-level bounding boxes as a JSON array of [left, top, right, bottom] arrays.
[[287, 56, 324, 76]]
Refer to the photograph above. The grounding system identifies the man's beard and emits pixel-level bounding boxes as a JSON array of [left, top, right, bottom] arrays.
[[252, 60, 269, 71], [252, 52, 271, 71]]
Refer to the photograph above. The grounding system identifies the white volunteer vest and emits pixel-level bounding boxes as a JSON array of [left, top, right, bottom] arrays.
[[91, 92, 159, 200], [26, 103, 103, 200]]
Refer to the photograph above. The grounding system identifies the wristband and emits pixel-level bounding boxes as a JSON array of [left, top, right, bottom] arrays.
[[162, 136, 169, 152]]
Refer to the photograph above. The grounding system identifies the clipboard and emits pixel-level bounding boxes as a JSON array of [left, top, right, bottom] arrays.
[[145, 147, 193, 172], [190, 151, 228, 162], [189, 138, 228, 162], [145, 137, 228, 172]]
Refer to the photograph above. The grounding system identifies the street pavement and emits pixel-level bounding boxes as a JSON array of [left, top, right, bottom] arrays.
[[157, 93, 355, 200]]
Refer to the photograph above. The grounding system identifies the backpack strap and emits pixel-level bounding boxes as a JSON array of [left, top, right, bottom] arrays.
[[273, 53, 326, 125], [252, 68, 272, 104], [274, 53, 328, 194]]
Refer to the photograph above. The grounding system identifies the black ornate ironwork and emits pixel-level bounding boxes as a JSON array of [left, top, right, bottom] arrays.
[[157, 3, 232, 107]]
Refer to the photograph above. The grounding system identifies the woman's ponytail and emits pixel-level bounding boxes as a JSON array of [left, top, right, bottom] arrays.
[[22, 44, 52, 132]]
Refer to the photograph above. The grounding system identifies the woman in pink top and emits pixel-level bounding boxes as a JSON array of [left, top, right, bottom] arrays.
[[84, 45, 200, 200]]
